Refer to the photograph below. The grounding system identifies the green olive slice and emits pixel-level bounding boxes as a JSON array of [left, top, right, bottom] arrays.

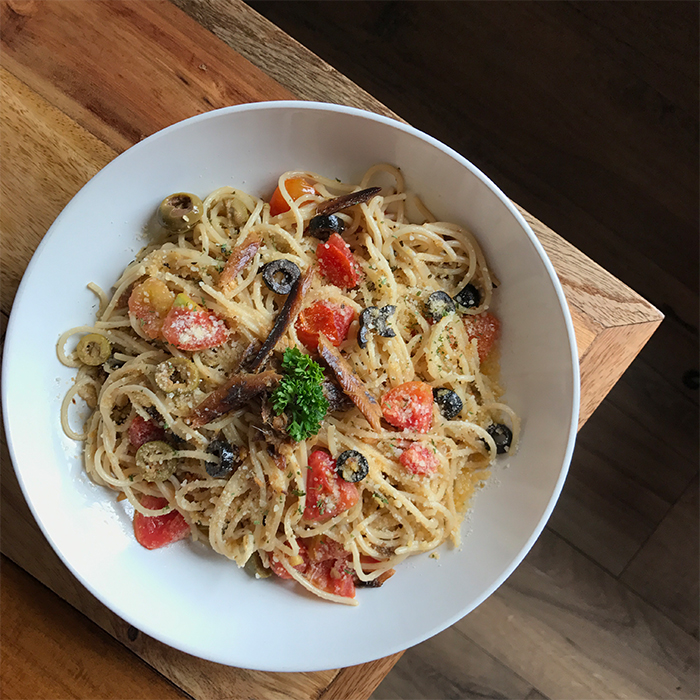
[[154, 357, 199, 394], [157, 192, 204, 232], [244, 551, 272, 579], [135, 440, 177, 482], [76, 334, 111, 366]]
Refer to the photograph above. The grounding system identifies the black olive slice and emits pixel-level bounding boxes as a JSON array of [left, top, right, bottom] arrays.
[[307, 214, 345, 241], [454, 283, 481, 309], [261, 259, 301, 295], [358, 307, 380, 349], [425, 291, 456, 322], [336, 450, 369, 483], [358, 305, 397, 349], [432, 387, 463, 419], [375, 306, 397, 339], [206, 439, 241, 477], [485, 423, 513, 454]]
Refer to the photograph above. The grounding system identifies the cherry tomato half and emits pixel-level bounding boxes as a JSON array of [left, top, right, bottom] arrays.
[[270, 541, 309, 580], [316, 233, 362, 289], [295, 300, 355, 350], [463, 311, 500, 361], [305, 536, 355, 598], [133, 495, 190, 550], [303, 449, 359, 523], [269, 177, 317, 216], [161, 294, 228, 351], [399, 442, 440, 475], [270, 536, 355, 598], [380, 381, 434, 433]]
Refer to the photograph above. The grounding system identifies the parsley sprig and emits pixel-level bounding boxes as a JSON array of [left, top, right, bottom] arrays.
[[271, 348, 329, 442]]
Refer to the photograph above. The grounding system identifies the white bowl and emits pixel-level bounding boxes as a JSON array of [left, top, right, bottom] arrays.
[[2, 102, 579, 671]]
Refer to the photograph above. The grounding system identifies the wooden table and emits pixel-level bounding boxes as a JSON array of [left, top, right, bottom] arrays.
[[0, 1, 663, 698]]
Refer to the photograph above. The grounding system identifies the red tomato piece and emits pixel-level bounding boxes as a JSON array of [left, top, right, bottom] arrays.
[[305, 536, 355, 598], [306, 535, 347, 563], [161, 305, 228, 351], [270, 541, 309, 580], [307, 557, 355, 598], [128, 415, 165, 448], [269, 177, 317, 216], [399, 442, 440, 475], [133, 495, 190, 550], [316, 233, 362, 289], [128, 277, 175, 339], [295, 300, 355, 350], [269, 537, 355, 598], [303, 450, 359, 523], [463, 311, 500, 361], [380, 381, 434, 433]]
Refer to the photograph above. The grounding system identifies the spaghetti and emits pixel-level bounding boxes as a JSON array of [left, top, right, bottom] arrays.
[[58, 165, 519, 605]]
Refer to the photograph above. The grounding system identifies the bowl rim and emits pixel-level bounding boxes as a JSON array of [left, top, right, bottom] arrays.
[[2, 100, 580, 670]]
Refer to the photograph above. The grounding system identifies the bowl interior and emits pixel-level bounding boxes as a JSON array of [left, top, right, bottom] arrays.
[[2, 102, 578, 671]]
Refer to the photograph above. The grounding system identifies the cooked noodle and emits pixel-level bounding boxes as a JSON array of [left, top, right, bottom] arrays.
[[59, 165, 519, 605]]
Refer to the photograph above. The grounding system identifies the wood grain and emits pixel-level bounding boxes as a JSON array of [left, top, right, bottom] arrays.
[[455, 528, 698, 699], [549, 435, 670, 577], [371, 626, 535, 700], [374, 527, 699, 700], [0, 68, 116, 315], [319, 656, 403, 700], [0, 557, 187, 700], [0, 0, 293, 154], [172, 0, 399, 121], [550, 347, 699, 575], [621, 475, 699, 639]]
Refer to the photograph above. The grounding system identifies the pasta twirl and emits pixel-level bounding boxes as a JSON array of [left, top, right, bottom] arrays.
[[59, 165, 519, 605]]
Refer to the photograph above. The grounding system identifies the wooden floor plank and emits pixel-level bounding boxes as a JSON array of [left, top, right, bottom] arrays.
[[576, 396, 696, 507], [370, 626, 534, 700], [548, 321, 699, 574], [609, 342, 699, 466], [549, 438, 670, 576], [629, 316, 699, 409], [0, 556, 188, 700], [621, 476, 700, 639], [568, 1, 698, 92], [524, 690, 550, 700], [458, 529, 699, 699]]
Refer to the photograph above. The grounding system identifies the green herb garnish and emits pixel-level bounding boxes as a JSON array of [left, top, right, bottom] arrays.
[[270, 347, 329, 442]]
